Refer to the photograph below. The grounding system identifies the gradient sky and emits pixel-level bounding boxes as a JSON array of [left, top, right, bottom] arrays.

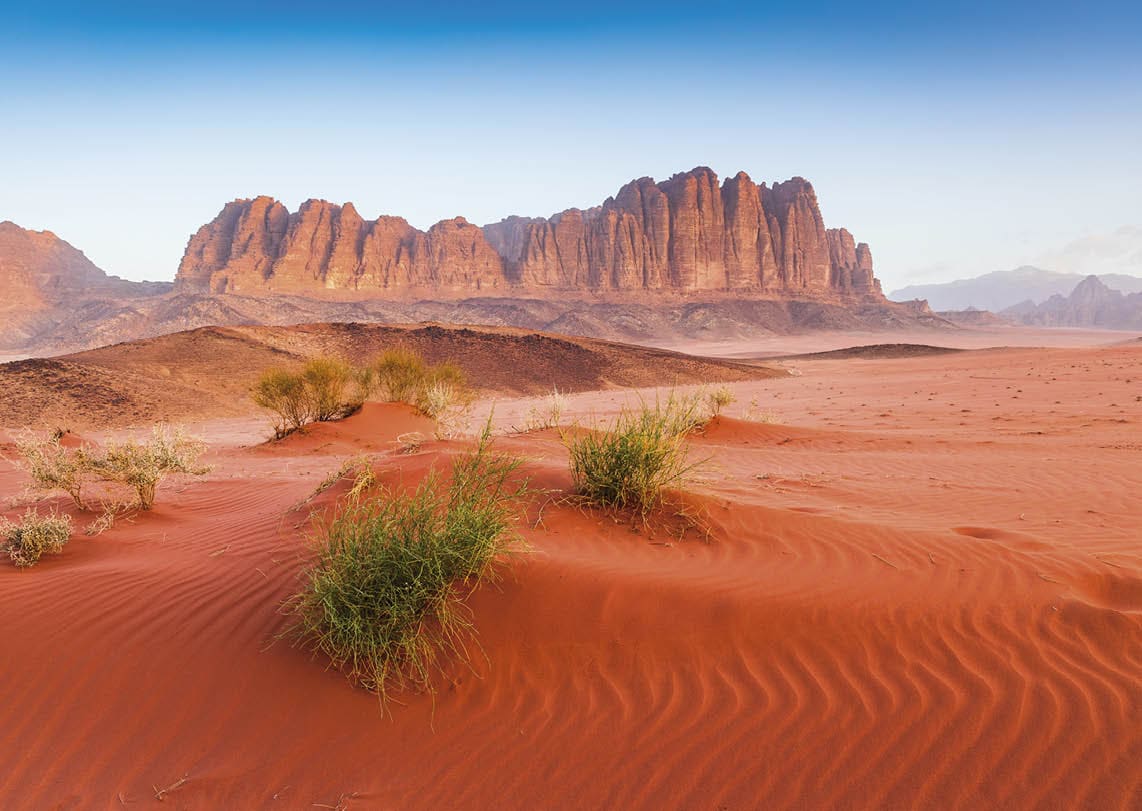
[[3, 1, 1140, 291]]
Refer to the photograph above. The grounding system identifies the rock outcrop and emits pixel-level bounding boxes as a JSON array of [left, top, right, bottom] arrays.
[[177, 167, 882, 299], [0, 221, 169, 349]]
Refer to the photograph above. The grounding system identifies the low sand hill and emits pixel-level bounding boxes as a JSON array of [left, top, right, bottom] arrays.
[[0, 341, 1138, 808], [0, 322, 779, 429]]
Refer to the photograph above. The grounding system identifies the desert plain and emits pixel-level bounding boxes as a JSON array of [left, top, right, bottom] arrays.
[[0, 323, 1138, 809]]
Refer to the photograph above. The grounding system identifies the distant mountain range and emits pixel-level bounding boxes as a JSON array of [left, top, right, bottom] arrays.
[[890, 266, 1142, 312], [1002, 275, 1142, 330]]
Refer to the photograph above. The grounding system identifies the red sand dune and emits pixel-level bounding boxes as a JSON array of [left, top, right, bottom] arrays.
[[0, 342, 1139, 809]]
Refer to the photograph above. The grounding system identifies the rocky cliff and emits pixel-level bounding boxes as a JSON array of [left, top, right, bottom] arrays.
[[0, 221, 170, 348], [177, 168, 882, 299]]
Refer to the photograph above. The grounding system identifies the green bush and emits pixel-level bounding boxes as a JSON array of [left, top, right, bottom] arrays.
[[303, 358, 358, 422], [371, 348, 429, 403], [253, 369, 312, 438], [565, 393, 703, 516], [253, 358, 362, 437], [1, 509, 72, 568], [288, 426, 526, 703]]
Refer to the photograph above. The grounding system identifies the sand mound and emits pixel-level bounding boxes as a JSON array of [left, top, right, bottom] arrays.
[[775, 342, 966, 360], [0, 322, 780, 430]]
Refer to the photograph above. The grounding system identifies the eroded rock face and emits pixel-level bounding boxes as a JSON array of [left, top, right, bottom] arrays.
[[0, 221, 170, 347], [175, 167, 886, 299]]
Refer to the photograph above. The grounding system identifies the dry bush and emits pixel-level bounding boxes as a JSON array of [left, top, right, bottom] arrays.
[[744, 398, 778, 424], [524, 387, 569, 431], [87, 426, 210, 510], [417, 381, 474, 440], [705, 386, 736, 418], [14, 434, 92, 509], [1, 509, 72, 568]]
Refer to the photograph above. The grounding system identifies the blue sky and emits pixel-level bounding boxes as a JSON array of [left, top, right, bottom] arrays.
[[2, 1, 1140, 290]]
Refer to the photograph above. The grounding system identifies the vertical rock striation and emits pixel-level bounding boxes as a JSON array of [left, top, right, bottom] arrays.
[[176, 167, 884, 300]]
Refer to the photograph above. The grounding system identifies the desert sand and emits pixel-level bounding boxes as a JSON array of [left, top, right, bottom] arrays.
[[0, 330, 1139, 809]]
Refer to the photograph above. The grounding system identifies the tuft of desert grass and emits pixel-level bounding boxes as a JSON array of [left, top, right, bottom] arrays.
[[286, 424, 527, 706], [564, 392, 705, 517], [523, 387, 569, 431], [1, 509, 72, 568]]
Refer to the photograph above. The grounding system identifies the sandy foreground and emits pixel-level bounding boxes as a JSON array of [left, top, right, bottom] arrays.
[[0, 336, 1139, 809]]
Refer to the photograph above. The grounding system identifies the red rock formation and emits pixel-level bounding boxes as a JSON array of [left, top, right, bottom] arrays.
[[176, 167, 886, 301], [0, 221, 169, 347]]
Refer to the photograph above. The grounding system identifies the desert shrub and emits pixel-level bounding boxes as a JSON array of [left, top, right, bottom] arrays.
[[426, 361, 466, 392], [288, 426, 526, 703], [303, 358, 358, 422], [14, 434, 92, 509], [253, 369, 312, 438], [705, 386, 736, 418], [1, 509, 72, 568], [418, 381, 475, 440], [372, 348, 429, 403], [254, 358, 363, 437], [87, 426, 209, 510], [524, 387, 568, 431], [744, 398, 778, 424], [565, 394, 704, 516]]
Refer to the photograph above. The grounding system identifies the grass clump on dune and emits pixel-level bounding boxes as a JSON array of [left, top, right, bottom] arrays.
[[288, 425, 527, 704], [255, 351, 472, 439], [565, 392, 705, 517], [1, 509, 72, 568]]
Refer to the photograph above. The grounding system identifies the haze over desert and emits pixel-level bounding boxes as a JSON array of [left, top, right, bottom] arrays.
[[2, 2, 1140, 810]]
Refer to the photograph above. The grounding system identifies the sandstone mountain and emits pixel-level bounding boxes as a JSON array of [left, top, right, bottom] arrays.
[[1002, 275, 1142, 329], [4, 168, 954, 356], [176, 168, 881, 299], [0, 221, 170, 348]]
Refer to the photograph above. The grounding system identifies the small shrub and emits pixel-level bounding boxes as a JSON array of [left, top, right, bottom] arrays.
[[14, 434, 91, 509], [88, 426, 209, 510], [524, 387, 568, 431], [254, 358, 363, 437], [2, 509, 72, 568], [744, 398, 778, 424], [565, 394, 704, 516], [253, 369, 312, 438], [288, 426, 526, 703], [372, 348, 429, 403], [705, 386, 736, 418], [303, 358, 357, 422], [417, 381, 474, 440]]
